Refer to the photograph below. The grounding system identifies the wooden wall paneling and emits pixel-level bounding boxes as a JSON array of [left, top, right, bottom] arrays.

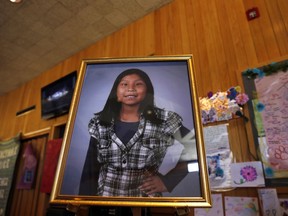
[[256, 0, 282, 58], [243, 0, 282, 62], [223, 187, 259, 198], [11, 91, 27, 135], [278, 0, 288, 37], [242, 113, 260, 162], [222, 0, 258, 72], [168, 0, 194, 54], [235, 63, 253, 166], [182, 2, 206, 98], [209, 1, 235, 91], [154, 0, 208, 97], [245, 111, 260, 151], [243, 0, 269, 62], [22, 128, 51, 140], [214, 0, 239, 88], [157, 0, 200, 54], [107, 34, 124, 57], [21, 83, 42, 134], [154, 2, 182, 54], [266, 0, 288, 55], [0, 94, 18, 137], [112, 29, 131, 56], [0, 95, 5, 139], [60, 56, 80, 74], [0, 94, 10, 139], [194, 0, 233, 94], [1, 90, 24, 139], [188, 0, 211, 96], [117, 17, 150, 56], [82, 12, 155, 59], [16, 85, 33, 115], [83, 35, 113, 58], [131, 13, 155, 56], [41, 65, 66, 87], [233, 2, 259, 68], [227, 119, 245, 162], [125, 25, 139, 56], [235, 118, 255, 162], [116, 22, 131, 56]]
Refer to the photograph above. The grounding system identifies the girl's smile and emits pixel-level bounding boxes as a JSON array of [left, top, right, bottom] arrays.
[[117, 74, 147, 106]]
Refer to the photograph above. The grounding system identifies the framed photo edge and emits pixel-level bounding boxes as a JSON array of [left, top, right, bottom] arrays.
[[50, 55, 212, 208]]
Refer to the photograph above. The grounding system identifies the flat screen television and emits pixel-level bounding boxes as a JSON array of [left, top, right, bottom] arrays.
[[41, 71, 77, 120]]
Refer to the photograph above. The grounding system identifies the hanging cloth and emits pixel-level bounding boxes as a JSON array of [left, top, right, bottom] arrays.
[[16, 143, 37, 189]]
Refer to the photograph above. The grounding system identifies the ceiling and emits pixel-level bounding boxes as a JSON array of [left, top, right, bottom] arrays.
[[0, 0, 172, 95]]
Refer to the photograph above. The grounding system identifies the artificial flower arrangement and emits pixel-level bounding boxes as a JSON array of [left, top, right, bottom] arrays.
[[199, 86, 249, 124], [242, 60, 288, 80]]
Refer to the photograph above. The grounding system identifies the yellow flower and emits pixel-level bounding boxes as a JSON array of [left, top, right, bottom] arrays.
[[235, 86, 241, 93]]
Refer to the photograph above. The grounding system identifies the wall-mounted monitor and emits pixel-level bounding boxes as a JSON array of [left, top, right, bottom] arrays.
[[41, 71, 77, 120]]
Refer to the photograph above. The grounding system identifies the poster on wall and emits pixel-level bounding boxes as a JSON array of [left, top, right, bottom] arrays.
[[0, 134, 21, 216], [242, 59, 288, 186]]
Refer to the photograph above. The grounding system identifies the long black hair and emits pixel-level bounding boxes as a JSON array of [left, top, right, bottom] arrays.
[[98, 68, 162, 125]]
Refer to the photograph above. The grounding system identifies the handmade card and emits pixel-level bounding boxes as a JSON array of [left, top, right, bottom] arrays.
[[231, 161, 265, 187], [258, 188, 281, 216], [194, 194, 224, 216], [224, 196, 260, 216]]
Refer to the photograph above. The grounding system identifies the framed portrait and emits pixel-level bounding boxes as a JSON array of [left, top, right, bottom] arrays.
[[50, 55, 211, 207]]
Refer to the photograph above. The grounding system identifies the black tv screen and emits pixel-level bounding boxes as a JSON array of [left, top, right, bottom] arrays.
[[41, 71, 77, 120]]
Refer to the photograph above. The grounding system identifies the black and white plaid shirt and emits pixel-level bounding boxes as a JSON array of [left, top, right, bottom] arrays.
[[88, 108, 183, 197]]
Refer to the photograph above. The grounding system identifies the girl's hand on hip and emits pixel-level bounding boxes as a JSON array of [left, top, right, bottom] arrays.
[[139, 175, 168, 195]]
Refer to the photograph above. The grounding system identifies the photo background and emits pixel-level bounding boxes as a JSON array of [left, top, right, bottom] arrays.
[[60, 60, 201, 196]]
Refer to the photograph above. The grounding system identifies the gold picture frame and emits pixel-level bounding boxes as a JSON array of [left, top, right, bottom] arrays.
[[50, 55, 211, 207]]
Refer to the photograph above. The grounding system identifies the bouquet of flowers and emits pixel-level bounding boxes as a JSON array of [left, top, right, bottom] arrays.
[[199, 86, 249, 124]]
